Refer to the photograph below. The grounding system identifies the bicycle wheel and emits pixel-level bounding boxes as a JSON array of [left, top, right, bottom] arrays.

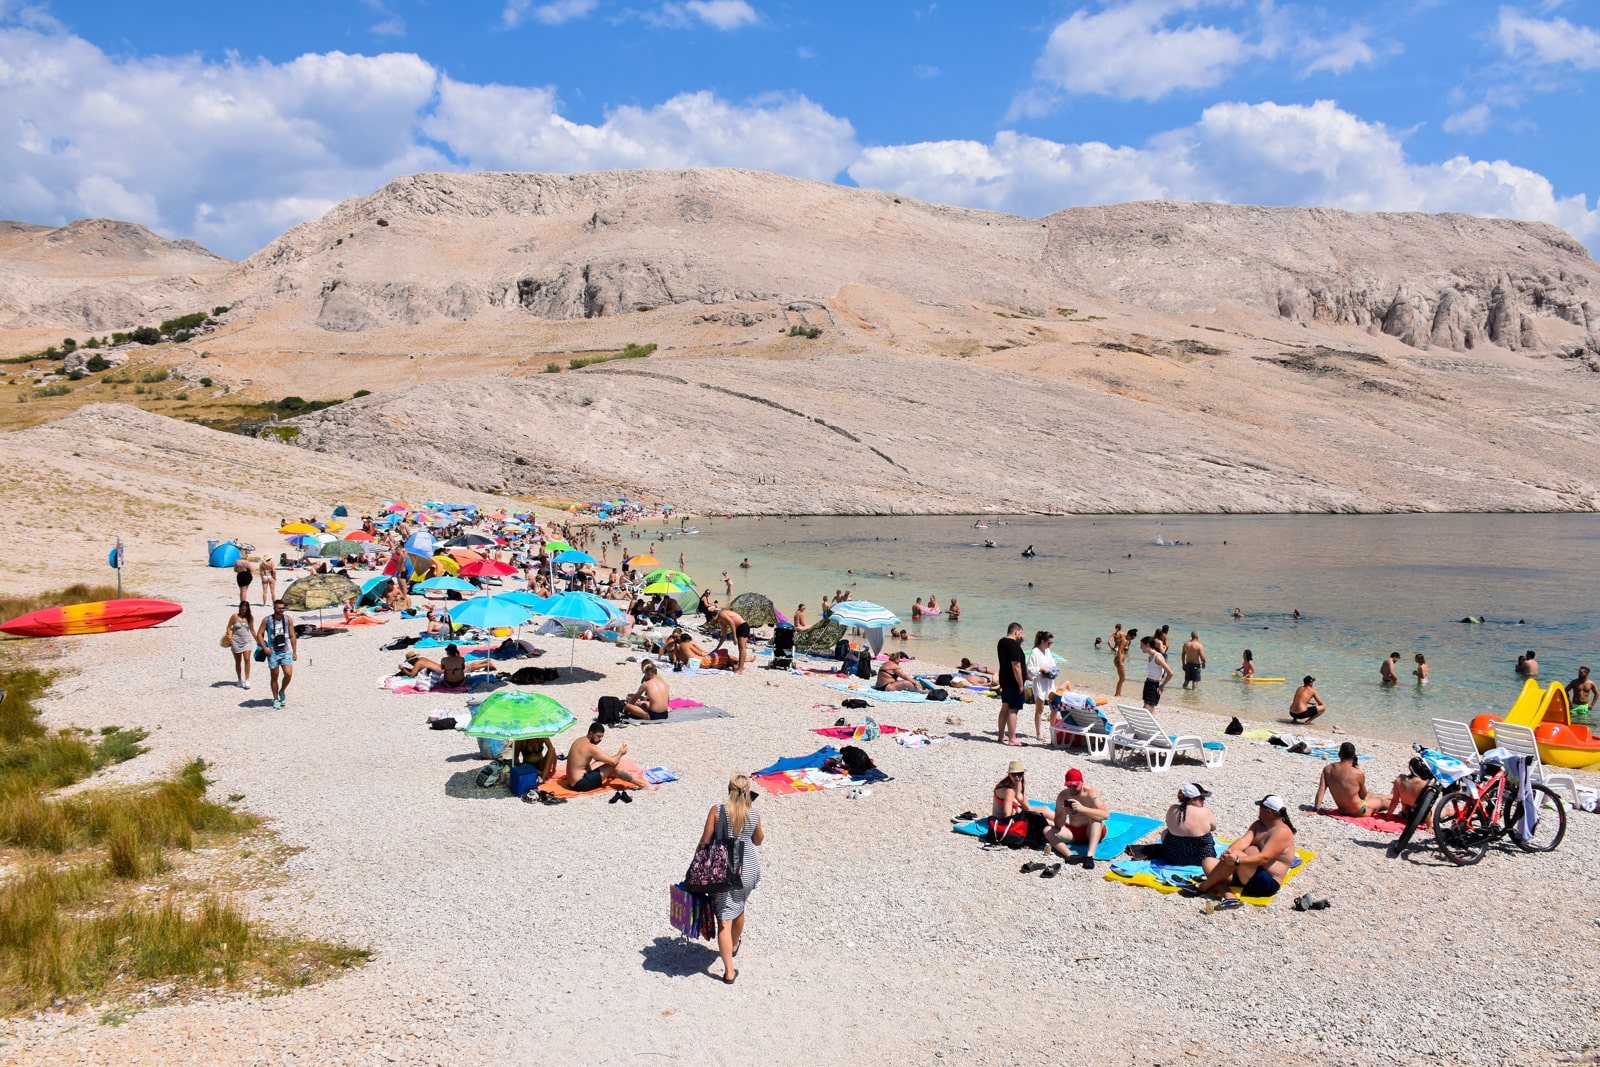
[[1433, 789, 1490, 866], [1506, 783, 1567, 853]]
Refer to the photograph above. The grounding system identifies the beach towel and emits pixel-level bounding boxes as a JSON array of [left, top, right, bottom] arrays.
[[751, 745, 890, 796], [1104, 846, 1317, 907], [952, 804, 1161, 861], [1317, 808, 1409, 833], [824, 683, 928, 703], [539, 758, 648, 798], [326, 615, 385, 627], [632, 703, 734, 725], [386, 675, 494, 696], [642, 766, 679, 785], [896, 732, 948, 748], [811, 725, 908, 738]]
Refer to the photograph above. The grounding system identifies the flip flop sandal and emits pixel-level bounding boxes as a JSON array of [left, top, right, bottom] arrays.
[[1020, 861, 1045, 874], [1309, 898, 1331, 910], [951, 810, 978, 822], [609, 792, 623, 804], [1041, 864, 1061, 878], [1178, 886, 1204, 898], [618, 791, 633, 803], [1293, 893, 1314, 912], [1214, 898, 1245, 911]]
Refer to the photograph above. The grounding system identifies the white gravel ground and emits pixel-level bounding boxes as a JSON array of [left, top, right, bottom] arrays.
[[4, 535, 1600, 1066]]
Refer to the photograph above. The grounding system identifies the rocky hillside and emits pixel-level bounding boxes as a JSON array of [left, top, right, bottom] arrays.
[[0, 218, 230, 335], [218, 169, 1600, 361], [289, 350, 1600, 514]]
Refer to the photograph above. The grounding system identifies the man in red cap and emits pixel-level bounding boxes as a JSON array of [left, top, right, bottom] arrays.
[[1044, 767, 1109, 871]]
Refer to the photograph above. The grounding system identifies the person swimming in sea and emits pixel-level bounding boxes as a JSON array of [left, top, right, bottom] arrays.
[[1021, 545, 1036, 558]]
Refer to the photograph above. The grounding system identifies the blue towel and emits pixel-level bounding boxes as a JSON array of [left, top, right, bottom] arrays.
[[752, 746, 839, 777], [824, 683, 928, 703], [953, 807, 1162, 860]]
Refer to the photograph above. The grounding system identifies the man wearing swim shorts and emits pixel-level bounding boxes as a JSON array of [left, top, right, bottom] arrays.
[[253, 599, 297, 710], [996, 622, 1027, 746], [1314, 742, 1391, 817], [624, 661, 672, 720], [1180, 631, 1206, 690], [1044, 767, 1109, 870], [1142, 637, 1172, 711], [1180, 795, 1297, 909], [1289, 676, 1326, 722], [710, 608, 752, 673], [563, 722, 655, 792]]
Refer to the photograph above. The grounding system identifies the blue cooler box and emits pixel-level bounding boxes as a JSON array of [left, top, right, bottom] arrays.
[[508, 764, 540, 797]]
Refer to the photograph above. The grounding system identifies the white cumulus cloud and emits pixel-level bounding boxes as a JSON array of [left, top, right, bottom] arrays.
[[1443, 103, 1492, 135], [1035, 1, 1246, 101], [685, 0, 758, 30], [849, 99, 1600, 247], [1497, 7, 1600, 69]]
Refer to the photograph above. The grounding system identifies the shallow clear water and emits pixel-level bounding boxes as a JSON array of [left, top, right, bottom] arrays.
[[637, 513, 1600, 742]]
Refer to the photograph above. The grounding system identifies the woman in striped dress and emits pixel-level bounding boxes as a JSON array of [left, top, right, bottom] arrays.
[[697, 774, 764, 984]]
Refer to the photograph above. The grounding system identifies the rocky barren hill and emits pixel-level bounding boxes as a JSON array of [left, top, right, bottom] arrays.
[[0, 218, 230, 339], [4, 168, 1599, 512]]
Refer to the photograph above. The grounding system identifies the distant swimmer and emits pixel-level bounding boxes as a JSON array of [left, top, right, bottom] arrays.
[[1458, 616, 1484, 624], [1232, 607, 1243, 619], [1516, 650, 1538, 678], [1379, 652, 1400, 686], [1021, 545, 1036, 558], [1414, 654, 1429, 686], [1292, 609, 1301, 620], [984, 540, 997, 548]]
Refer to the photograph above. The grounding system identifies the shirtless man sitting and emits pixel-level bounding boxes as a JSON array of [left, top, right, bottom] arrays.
[[1314, 742, 1390, 817], [396, 651, 442, 677], [664, 630, 709, 671], [875, 651, 921, 693], [709, 608, 752, 673], [1288, 676, 1327, 723], [1179, 795, 1298, 910], [1043, 768, 1109, 871], [563, 722, 656, 793], [624, 661, 671, 720]]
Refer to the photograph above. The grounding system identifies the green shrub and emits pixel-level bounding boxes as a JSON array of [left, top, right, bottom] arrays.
[[352, 389, 371, 398], [34, 384, 69, 397], [129, 327, 161, 345], [85, 355, 110, 373], [173, 391, 188, 401], [61, 338, 77, 352], [198, 377, 212, 387], [158, 313, 208, 335], [788, 325, 822, 339], [67, 370, 85, 381], [275, 396, 305, 411], [212, 305, 230, 316], [139, 369, 169, 383], [83, 337, 100, 350], [543, 362, 561, 374]]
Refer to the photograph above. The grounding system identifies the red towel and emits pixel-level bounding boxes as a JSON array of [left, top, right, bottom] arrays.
[[810, 725, 908, 738], [1318, 808, 1409, 833]]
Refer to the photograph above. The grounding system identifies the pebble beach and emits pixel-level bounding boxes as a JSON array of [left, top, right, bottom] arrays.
[[3, 509, 1600, 1067]]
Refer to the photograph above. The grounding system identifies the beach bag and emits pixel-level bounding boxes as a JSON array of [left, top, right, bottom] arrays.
[[427, 717, 457, 730], [842, 698, 869, 710], [926, 688, 949, 701], [1225, 716, 1243, 735], [855, 652, 874, 681], [935, 673, 954, 686], [684, 808, 745, 894], [834, 638, 851, 661], [219, 629, 232, 649], [253, 646, 267, 663], [860, 716, 882, 741], [598, 696, 625, 727], [670, 883, 716, 940], [508, 763, 541, 797], [840, 745, 874, 775], [985, 815, 1030, 847]]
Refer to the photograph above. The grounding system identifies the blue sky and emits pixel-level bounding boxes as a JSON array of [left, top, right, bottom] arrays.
[[3, 0, 1597, 257]]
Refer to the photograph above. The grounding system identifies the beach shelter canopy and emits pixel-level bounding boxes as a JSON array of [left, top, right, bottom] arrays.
[[448, 594, 534, 631], [729, 592, 778, 627], [281, 574, 360, 612], [795, 619, 847, 655], [317, 539, 368, 558], [358, 576, 393, 607]]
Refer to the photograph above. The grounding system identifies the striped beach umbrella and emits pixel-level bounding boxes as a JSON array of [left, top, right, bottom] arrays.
[[828, 600, 900, 629]]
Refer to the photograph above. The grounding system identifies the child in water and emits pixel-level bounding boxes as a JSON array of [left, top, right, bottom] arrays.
[[1414, 653, 1429, 686], [1235, 649, 1255, 679]]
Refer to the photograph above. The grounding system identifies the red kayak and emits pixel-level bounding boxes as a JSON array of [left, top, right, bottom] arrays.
[[0, 598, 183, 637]]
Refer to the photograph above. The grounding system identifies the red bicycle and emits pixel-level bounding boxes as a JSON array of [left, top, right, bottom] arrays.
[[1433, 757, 1566, 866]]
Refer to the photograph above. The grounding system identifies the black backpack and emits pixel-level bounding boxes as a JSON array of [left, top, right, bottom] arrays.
[[1225, 716, 1243, 735], [839, 745, 874, 775], [855, 651, 874, 680], [926, 688, 949, 701], [598, 696, 625, 726], [834, 638, 851, 661]]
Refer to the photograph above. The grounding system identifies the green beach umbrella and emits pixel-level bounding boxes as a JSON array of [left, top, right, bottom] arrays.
[[641, 569, 694, 588], [642, 581, 687, 595], [281, 573, 360, 612], [318, 539, 367, 558], [544, 540, 573, 553], [465, 691, 576, 742]]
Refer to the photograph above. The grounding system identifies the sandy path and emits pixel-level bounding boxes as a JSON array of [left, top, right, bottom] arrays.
[[3, 508, 1600, 1066]]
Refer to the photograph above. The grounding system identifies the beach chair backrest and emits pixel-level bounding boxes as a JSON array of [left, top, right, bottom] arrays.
[[1068, 702, 1106, 732], [1490, 722, 1543, 774], [1117, 703, 1162, 741], [1432, 719, 1481, 764]]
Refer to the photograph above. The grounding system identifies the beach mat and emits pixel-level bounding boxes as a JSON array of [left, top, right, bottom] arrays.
[[1318, 808, 1408, 833], [633, 703, 733, 725], [1104, 846, 1317, 907], [812, 725, 907, 738], [823, 683, 928, 703], [953, 805, 1160, 861], [540, 758, 646, 798]]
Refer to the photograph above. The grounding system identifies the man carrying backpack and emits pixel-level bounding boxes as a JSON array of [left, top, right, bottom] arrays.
[[251, 599, 298, 709]]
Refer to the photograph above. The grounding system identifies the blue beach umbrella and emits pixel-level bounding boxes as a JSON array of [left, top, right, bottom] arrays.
[[553, 549, 597, 566], [501, 591, 553, 612], [417, 575, 477, 594], [538, 591, 625, 673], [448, 594, 535, 631]]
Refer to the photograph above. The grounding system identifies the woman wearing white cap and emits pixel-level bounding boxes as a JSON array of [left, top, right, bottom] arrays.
[[1178, 795, 1297, 910], [1127, 782, 1218, 866]]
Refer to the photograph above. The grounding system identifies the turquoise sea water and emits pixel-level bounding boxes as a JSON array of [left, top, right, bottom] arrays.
[[641, 514, 1600, 743]]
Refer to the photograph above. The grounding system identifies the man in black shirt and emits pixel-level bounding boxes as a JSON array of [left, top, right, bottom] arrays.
[[996, 621, 1027, 746]]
